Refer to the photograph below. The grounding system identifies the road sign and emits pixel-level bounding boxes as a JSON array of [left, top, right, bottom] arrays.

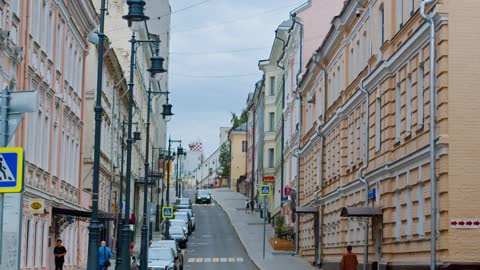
[[2, 91, 37, 145], [0, 148, 23, 193], [162, 206, 174, 219], [260, 184, 272, 196]]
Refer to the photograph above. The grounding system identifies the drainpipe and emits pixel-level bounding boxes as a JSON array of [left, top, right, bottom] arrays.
[[275, 30, 286, 215], [420, 1, 437, 270]]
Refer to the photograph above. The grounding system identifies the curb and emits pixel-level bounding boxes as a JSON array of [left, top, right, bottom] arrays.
[[213, 197, 262, 270]]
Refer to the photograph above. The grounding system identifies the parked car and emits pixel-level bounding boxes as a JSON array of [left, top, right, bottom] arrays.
[[150, 240, 184, 270], [174, 198, 191, 210], [195, 189, 211, 204], [176, 209, 195, 231], [147, 247, 180, 270], [168, 219, 189, 237], [174, 211, 192, 233], [167, 225, 188, 249]]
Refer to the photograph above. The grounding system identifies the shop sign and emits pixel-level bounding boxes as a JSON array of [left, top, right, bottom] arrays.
[[29, 198, 45, 214]]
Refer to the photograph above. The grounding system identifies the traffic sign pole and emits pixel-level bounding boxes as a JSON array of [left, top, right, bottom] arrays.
[[263, 195, 266, 259], [0, 87, 7, 263]]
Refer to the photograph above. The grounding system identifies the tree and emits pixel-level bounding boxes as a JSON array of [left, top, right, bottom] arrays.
[[218, 142, 231, 177], [230, 109, 248, 129]]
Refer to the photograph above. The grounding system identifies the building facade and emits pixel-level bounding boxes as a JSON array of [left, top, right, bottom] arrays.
[[296, 0, 480, 269], [228, 123, 247, 191]]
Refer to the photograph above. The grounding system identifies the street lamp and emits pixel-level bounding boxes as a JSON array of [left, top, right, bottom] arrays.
[[87, 0, 107, 269], [175, 146, 186, 197], [120, 1, 160, 269], [140, 51, 167, 270]]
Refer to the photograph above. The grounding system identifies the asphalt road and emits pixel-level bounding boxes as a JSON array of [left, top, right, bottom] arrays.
[[181, 189, 257, 270]]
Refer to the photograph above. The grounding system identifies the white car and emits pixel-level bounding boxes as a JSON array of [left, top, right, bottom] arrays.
[[176, 209, 195, 231]]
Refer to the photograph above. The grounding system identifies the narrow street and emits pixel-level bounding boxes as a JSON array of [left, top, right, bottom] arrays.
[[181, 189, 257, 270]]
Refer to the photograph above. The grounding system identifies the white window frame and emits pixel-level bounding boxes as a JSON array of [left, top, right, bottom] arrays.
[[269, 76, 275, 96], [34, 220, 42, 267], [42, 221, 48, 266], [417, 52, 425, 129], [375, 90, 382, 151], [41, 2, 48, 49], [356, 39, 361, 74], [26, 219, 34, 267], [406, 65, 412, 136], [408, 0, 415, 17], [397, 0, 404, 30], [350, 47, 355, 83], [378, 4, 385, 48], [395, 73, 401, 143], [362, 31, 368, 67]]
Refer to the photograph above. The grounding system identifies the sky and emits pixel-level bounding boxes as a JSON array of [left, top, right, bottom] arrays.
[[167, 0, 305, 156]]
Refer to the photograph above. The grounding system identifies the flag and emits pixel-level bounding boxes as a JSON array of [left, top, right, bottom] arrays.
[[189, 142, 202, 151]]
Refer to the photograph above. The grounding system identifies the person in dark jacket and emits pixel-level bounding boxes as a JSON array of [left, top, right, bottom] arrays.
[[98, 240, 112, 270], [340, 245, 358, 270], [53, 239, 67, 270]]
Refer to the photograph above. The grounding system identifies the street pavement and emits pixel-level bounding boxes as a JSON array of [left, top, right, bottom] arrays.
[[209, 188, 318, 270], [181, 189, 258, 270]]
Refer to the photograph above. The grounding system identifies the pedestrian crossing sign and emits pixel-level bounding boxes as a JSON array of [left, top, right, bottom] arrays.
[[0, 147, 23, 193], [162, 206, 174, 219], [260, 184, 272, 197]]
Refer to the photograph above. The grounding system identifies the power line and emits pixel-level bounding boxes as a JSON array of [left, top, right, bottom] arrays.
[[105, 0, 214, 34]]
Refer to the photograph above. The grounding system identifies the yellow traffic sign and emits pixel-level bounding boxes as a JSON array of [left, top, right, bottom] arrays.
[[162, 206, 174, 219], [0, 147, 23, 193], [260, 184, 272, 196]]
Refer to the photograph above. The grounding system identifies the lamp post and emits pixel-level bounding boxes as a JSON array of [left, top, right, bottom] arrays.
[[140, 52, 167, 270], [115, 120, 127, 269], [164, 138, 183, 239], [120, 1, 168, 268], [87, 0, 107, 269]]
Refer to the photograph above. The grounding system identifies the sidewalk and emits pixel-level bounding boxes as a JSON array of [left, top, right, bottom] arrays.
[[210, 188, 318, 270]]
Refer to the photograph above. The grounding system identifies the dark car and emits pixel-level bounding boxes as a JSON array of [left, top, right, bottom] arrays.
[[167, 225, 188, 249], [174, 198, 191, 210], [195, 189, 211, 204]]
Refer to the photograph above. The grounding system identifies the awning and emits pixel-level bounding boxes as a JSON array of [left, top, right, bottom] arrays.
[[295, 206, 318, 214], [52, 207, 116, 220], [340, 207, 382, 217]]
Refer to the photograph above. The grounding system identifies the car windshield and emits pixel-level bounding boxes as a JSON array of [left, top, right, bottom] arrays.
[[198, 190, 209, 196], [151, 243, 176, 254], [149, 248, 173, 261], [177, 209, 193, 216], [169, 226, 184, 235], [175, 198, 190, 205]]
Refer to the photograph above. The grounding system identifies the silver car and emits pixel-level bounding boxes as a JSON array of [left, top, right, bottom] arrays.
[[150, 240, 184, 270], [147, 247, 180, 270], [176, 209, 195, 231]]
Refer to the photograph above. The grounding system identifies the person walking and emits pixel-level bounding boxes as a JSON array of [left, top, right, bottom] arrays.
[[249, 199, 255, 212], [98, 240, 112, 270], [340, 245, 358, 270], [245, 199, 250, 214], [54, 239, 67, 270], [130, 256, 139, 270]]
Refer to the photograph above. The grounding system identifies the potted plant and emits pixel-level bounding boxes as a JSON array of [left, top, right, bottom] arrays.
[[274, 216, 285, 238]]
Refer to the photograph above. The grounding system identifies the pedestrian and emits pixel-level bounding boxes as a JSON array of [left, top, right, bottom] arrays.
[[340, 245, 358, 270], [130, 256, 139, 270], [53, 239, 67, 270], [98, 240, 112, 270], [245, 199, 250, 214], [250, 199, 255, 212]]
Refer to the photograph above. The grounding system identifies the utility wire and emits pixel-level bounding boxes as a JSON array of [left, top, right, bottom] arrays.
[[105, 0, 214, 34]]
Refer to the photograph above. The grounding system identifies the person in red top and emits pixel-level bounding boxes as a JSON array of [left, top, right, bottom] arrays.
[[340, 245, 358, 270]]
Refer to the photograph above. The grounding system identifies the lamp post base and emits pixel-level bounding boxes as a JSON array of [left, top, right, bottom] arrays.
[[87, 221, 102, 270], [120, 224, 132, 270], [140, 224, 149, 270]]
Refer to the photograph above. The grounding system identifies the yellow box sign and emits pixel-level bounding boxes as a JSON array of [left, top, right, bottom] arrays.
[[260, 184, 272, 196], [162, 206, 174, 219]]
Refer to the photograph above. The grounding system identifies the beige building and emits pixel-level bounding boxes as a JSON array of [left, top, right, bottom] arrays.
[[297, 0, 480, 269], [228, 123, 247, 191]]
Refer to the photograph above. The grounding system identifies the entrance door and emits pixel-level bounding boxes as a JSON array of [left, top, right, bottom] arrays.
[[373, 217, 383, 270]]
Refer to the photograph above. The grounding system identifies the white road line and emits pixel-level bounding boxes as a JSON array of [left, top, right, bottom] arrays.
[[187, 258, 195, 263], [220, 258, 227, 262], [236, 257, 244, 262], [204, 258, 211, 262]]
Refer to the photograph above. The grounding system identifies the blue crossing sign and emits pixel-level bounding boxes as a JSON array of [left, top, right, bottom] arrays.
[[0, 147, 24, 193], [162, 206, 174, 219], [260, 184, 272, 197]]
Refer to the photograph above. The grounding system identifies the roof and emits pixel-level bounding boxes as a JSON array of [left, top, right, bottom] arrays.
[[279, 18, 293, 28], [234, 122, 247, 131]]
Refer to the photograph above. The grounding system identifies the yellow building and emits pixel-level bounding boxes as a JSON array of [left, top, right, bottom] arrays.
[[228, 123, 247, 191], [297, 0, 480, 269]]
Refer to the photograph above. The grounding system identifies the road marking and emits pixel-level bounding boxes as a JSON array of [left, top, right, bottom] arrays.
[[195, 258, 203, 263], [202, 235, 212, 237], [186, 257, 244, 263], [212, 258, 220, 263], [204, 258, 211, 262], [236, 257, 244, 262], [187, 258, 195, 263], [197, 242, 209, 245], [228, 257, 236, 262], [220, 258, 227, 262]]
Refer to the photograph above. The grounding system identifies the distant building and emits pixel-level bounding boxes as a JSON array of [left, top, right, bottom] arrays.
[[228, 123, 247, 191]]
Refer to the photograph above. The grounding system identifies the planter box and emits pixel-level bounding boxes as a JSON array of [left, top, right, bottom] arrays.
[[269, 237, 295, 251]]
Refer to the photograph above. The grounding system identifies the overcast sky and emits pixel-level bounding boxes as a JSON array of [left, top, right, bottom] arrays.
[[167, 0, 304, 156]]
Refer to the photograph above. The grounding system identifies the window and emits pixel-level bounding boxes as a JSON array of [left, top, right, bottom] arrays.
[[378, 4, 385, 47], [36, 108, 43, 165], [33, 0, 41, 41], [406, 70, 412, 135], [42, 2, 48, 48], [337, 66, 342, 92], [34, 220, 42, 266], [408, 0, 414, 17], [52, 121, 58, 176], [418, 53, 425, 129], [269, 112, 275, 131], [349, 48, 354, 82], [395, 74, 401, 143], [397, 0, 404, 30], [0, 8, 4, 29], [269, 76, 275, 96], [242, 141, 247, 152], [347, 116, 353, 165], [48, 10, 54, 56], [26, 108, 36, 162], [268, 148, 274, 168], [26, 219, 34, 267], [356, 40, 360, 74], [42, 113, 50, 170], [56, 22, 63, 67], [42, 222, 48, 266], [362, 32, 368, 67], [375, 90, 382, 151], [11, 0, 20, 16]]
